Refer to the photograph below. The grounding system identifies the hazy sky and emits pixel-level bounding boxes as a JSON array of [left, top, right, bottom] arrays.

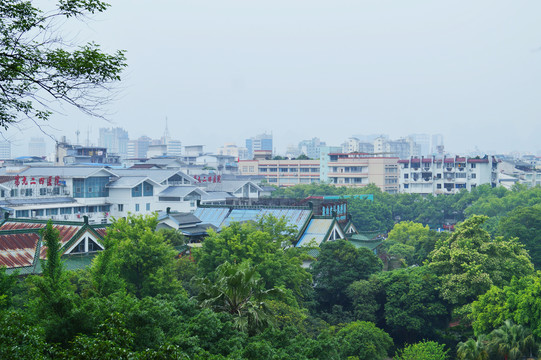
[[6, 1, 541, 156]]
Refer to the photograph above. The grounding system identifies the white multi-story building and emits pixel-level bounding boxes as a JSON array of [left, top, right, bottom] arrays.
[[399, 156, 498, 195], [239, 159, 320, 187], [0, 166, 263, 223]]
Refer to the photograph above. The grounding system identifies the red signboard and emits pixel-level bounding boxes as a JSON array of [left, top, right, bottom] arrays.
[[194, 175, 221, 183], [14, 175, 61, 187]]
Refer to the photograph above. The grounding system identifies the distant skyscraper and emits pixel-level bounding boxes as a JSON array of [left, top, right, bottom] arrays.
[[99, 127, 129, 158], [28, 137, 47, 157], [374, 136, 419, 159], [409, 134, 430, 156], [298, 137, 326, 159], [0, 141, 11, 159], [341, 137, 373, 154], [160, 119, 182, 156], [431, 134, 444, 155], [218, 143, 249, 159], [246, 133, 272, 159], [127, 136, 151, 158]]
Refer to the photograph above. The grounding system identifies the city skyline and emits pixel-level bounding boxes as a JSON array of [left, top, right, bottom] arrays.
[[3, 1, 541, 157]]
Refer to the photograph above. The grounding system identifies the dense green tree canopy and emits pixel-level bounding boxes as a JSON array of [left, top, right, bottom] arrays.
[[428, 215, 534, 308], [395, 340, 449, 360], [496, 204, 541, 268], [311, 239, 382, 312], [92, 214, 182, 298], [194, 215, 312, 302]]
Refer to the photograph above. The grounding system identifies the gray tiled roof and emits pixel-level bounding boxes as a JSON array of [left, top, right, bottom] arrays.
[[158, 186, 206, 198], [4, 166, 114, 178], [107, 176, 147, 188], [110, 169, 195, 183]]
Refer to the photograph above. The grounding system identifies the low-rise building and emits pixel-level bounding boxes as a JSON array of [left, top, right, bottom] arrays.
[[239, 159, 320, 187]]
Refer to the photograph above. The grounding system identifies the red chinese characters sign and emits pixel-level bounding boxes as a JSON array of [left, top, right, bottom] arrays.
[[14, 175, 61, 187], [194, 175, 221, 183]]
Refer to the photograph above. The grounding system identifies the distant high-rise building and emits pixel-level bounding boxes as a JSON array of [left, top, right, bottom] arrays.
[[165, 139, 182, 156], [127, 136, 151, 158], [342, 137, 373, 154], [431, 134, 444, 155], [159, 120, 182, 156], [374, 136, 419, 159], [0, 141, 11, 159], [298, 137, 326, 159], [246, 133, 272, 159], [98, 127, 129, 158], [218, 143, 249, 159], [409, 134, 431, 156], [28, 137, 47, 157]]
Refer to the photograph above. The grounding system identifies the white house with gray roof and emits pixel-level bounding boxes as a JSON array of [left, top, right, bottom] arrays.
[[0, 166, 263, 223]]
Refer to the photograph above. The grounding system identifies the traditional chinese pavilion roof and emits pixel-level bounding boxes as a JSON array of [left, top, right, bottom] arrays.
[[0, 218, 108, 274]]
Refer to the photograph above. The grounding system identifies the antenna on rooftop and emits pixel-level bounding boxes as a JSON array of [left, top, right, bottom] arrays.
[[86, 126, 91, 147], [75, 129, 80, 145], [164, 116, 171, 140]]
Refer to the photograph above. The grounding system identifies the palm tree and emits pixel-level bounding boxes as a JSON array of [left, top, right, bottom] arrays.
[[456, 336, 489, 360], [487, 319, 536, 360], [195, 261, 280, 335]]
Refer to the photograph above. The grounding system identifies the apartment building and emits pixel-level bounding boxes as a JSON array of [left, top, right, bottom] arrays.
[[399, 156, 498, 195], [325, 153, 399, 193], [239, 159, 320, 187]]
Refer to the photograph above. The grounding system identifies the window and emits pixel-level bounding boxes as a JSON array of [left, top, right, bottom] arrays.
[[146, 203, 150, 211], [10, 189, 18, 197], [471, 173, 476, 179], [404, 184, 409, 188], [143, 182, 153, 196], [132, 184, 142, 197], [118, 204, 124, 211], [88, 239, 99, 252], [46, 208, 58, 215], [15, 210, 29, 217], [404, 174, 409, 179], [73, 177, 109, 198], [73, 240, 85, 253], [471, 163, 476, 169], [135, 203, 140, 212], [40, 188, 47, 196], [437, 184, 442, 189]]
